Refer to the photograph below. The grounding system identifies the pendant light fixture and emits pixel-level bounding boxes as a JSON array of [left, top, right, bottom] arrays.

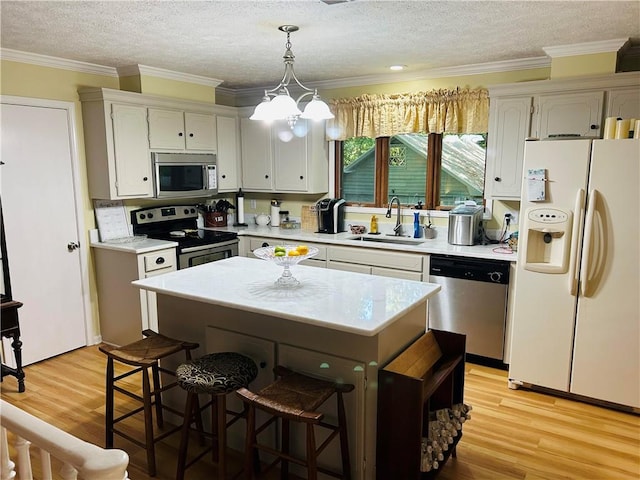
[[250, 25, 334, 130]]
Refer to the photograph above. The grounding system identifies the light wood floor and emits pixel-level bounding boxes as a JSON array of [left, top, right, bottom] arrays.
[[1, 345, 639, 480]]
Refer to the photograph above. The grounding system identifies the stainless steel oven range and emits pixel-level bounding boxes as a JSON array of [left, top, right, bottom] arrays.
[[131, 205, 238, 269]]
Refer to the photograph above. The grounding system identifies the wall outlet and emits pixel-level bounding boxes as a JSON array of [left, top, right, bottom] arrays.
[[250, 199, 257, 209], [504, 210, 518, 225]]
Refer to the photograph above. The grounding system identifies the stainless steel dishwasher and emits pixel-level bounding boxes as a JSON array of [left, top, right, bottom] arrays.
[[428, 255, 510, 364]]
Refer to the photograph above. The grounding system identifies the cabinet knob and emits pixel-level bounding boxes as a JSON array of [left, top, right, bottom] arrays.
[[178, 132, 183, 137], [189, 133, 194, 137], [494, 177, 501, 182], [155, 257, 165, 265], [143, 176, 148, 181], [262, 242, 269, 247], [590, 124, 599, 130], [221, 174, 226, 179], [259, 361, 267, 369], [299, 175, 304, 180], [265, 175, 269, 179]]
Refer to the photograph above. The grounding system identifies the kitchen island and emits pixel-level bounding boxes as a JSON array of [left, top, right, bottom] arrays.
[[133, 256, 440, 480]]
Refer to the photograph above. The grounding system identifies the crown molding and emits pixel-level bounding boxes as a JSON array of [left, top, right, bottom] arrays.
[[0, 48, 118, 76], [543, 38, 629, 58], [117, 64, 223, 88], [230, 56, 552, 104]]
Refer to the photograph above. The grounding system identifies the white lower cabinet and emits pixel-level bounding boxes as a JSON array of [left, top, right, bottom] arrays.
[[93, 246, 176, 346], [327, 246, 426, 280]]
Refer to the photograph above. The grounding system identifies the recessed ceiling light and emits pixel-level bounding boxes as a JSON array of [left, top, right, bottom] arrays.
[[389, 65, 407, 71]]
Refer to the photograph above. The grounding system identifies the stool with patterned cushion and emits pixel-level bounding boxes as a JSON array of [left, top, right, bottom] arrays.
[[176, 351, 258, 480]]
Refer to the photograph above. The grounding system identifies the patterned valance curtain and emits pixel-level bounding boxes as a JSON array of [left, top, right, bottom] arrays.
[[326, 87, 489, 140]]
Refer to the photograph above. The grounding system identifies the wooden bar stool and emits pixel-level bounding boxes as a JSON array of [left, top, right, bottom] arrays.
[[176, 351, 258, 480], [237, 365, 354, 480], [99, 329, 199, 476]]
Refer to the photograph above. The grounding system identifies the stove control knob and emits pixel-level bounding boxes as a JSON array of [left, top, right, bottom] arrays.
[[184, 208, 190, 215], [140, 214, 146, 219], [190, 208, 196, 214], [148, 213, 154, 219]]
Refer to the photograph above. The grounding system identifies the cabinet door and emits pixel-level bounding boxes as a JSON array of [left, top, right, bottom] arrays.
[[485, 96, 533, 199], [537, 91, 604, 139], [240, 117, 273, 190], [274, 123, 308, 191], [111, 104, 153, 197], [148, 108, 184, 150], [216, 115, 239, 191], [185, 112, 217, 151], [607, 87, 640, 120], [279, 344, 365, 480]]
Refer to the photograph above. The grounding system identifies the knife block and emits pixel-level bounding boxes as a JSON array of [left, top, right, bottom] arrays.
[[204, 212, 227, 227]]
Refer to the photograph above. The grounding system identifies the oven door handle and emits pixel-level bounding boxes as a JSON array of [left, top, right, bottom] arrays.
[[179, 238, 239, 254]]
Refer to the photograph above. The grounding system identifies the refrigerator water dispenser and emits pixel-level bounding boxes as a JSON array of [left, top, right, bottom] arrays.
[[522, 207, 573, 274]]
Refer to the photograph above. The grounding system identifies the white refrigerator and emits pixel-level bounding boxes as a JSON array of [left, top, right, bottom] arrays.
[[509, 138, 639, 409]]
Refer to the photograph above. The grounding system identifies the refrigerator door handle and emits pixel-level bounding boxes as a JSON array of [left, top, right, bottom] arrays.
[[580, 189, 598, 297], [568, 189, 585, 295]]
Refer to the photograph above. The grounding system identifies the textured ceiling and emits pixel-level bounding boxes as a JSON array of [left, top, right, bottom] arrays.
[[1, 0, 639, 90]]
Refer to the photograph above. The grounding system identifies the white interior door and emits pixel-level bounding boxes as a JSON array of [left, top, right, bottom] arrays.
[[1, 99, 88, 366]]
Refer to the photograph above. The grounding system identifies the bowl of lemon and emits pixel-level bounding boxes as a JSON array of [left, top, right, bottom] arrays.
[[253, 244, 318, 287]]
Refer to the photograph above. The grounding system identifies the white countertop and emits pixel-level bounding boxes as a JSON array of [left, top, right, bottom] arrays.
[[133, 256, 440, 336], [90, 236, 179, 254], [221, 225, 517, 262], [89, 224, 516, 262]]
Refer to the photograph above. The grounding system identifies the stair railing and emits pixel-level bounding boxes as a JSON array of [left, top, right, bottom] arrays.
[[0, 400, 129, 480]]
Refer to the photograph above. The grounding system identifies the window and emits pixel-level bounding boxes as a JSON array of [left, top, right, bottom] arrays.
[[336, 133, 486, 209]]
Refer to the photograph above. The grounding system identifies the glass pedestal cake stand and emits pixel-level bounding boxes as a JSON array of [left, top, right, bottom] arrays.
[[253, 245, 319, 287]]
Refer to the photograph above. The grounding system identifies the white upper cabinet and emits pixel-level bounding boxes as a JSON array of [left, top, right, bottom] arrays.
[[80, 88, 240, 200], [485, 96, 533, 199], [536, 91, 603, 139], [79, 89, 153, 199], [240, 116, 329, 194], [148, 108, 217, 152], [240, 117, 273, 191], [607, 87, 640, 119], [486, 72, 640, 200], [216, 115, 240, 192], [111, 104, 154, 197]]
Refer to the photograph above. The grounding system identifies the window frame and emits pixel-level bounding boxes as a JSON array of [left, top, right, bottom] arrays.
[[335, 133, 447, 210]]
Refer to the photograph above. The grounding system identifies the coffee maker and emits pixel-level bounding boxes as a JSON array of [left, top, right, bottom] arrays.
[[316, 198, 346, 233]]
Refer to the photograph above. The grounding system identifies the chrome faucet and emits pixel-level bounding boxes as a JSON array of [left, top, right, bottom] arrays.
[[386, 196, 403, 236]]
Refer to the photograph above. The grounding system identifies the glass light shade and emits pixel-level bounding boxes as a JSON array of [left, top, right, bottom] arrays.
[[300, 97, 334, 120], [277, 128, 294, 142], [249, 98, 272, 121], [269, 94, 302, 119]]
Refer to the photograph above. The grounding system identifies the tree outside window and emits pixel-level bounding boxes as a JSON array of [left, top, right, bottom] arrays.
[[337, 133, 486, 209]]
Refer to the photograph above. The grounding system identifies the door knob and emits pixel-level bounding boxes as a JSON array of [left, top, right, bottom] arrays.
[[67, 241, 80, 252]]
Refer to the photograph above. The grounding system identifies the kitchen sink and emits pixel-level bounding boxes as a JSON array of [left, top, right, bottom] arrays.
[[349, 235, 427, 246]]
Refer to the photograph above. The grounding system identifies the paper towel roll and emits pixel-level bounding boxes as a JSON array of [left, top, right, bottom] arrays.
[[270, 205, 280, 227], [635, 120, 640, 139], [603, 117, 617, 139], [615, 119, 631, 139]]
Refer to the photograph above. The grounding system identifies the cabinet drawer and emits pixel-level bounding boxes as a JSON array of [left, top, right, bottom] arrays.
[[143, 248, 176, 273], [328, 246, 424, 272], [371, 267, 423, 281]]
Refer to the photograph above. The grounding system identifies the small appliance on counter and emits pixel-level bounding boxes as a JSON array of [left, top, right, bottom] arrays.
[[447, 204, 483, 246], [316, 198, 346, 233]]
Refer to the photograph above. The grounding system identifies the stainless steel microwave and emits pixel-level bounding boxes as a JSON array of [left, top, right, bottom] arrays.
[[151, 152, 217, 199]]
